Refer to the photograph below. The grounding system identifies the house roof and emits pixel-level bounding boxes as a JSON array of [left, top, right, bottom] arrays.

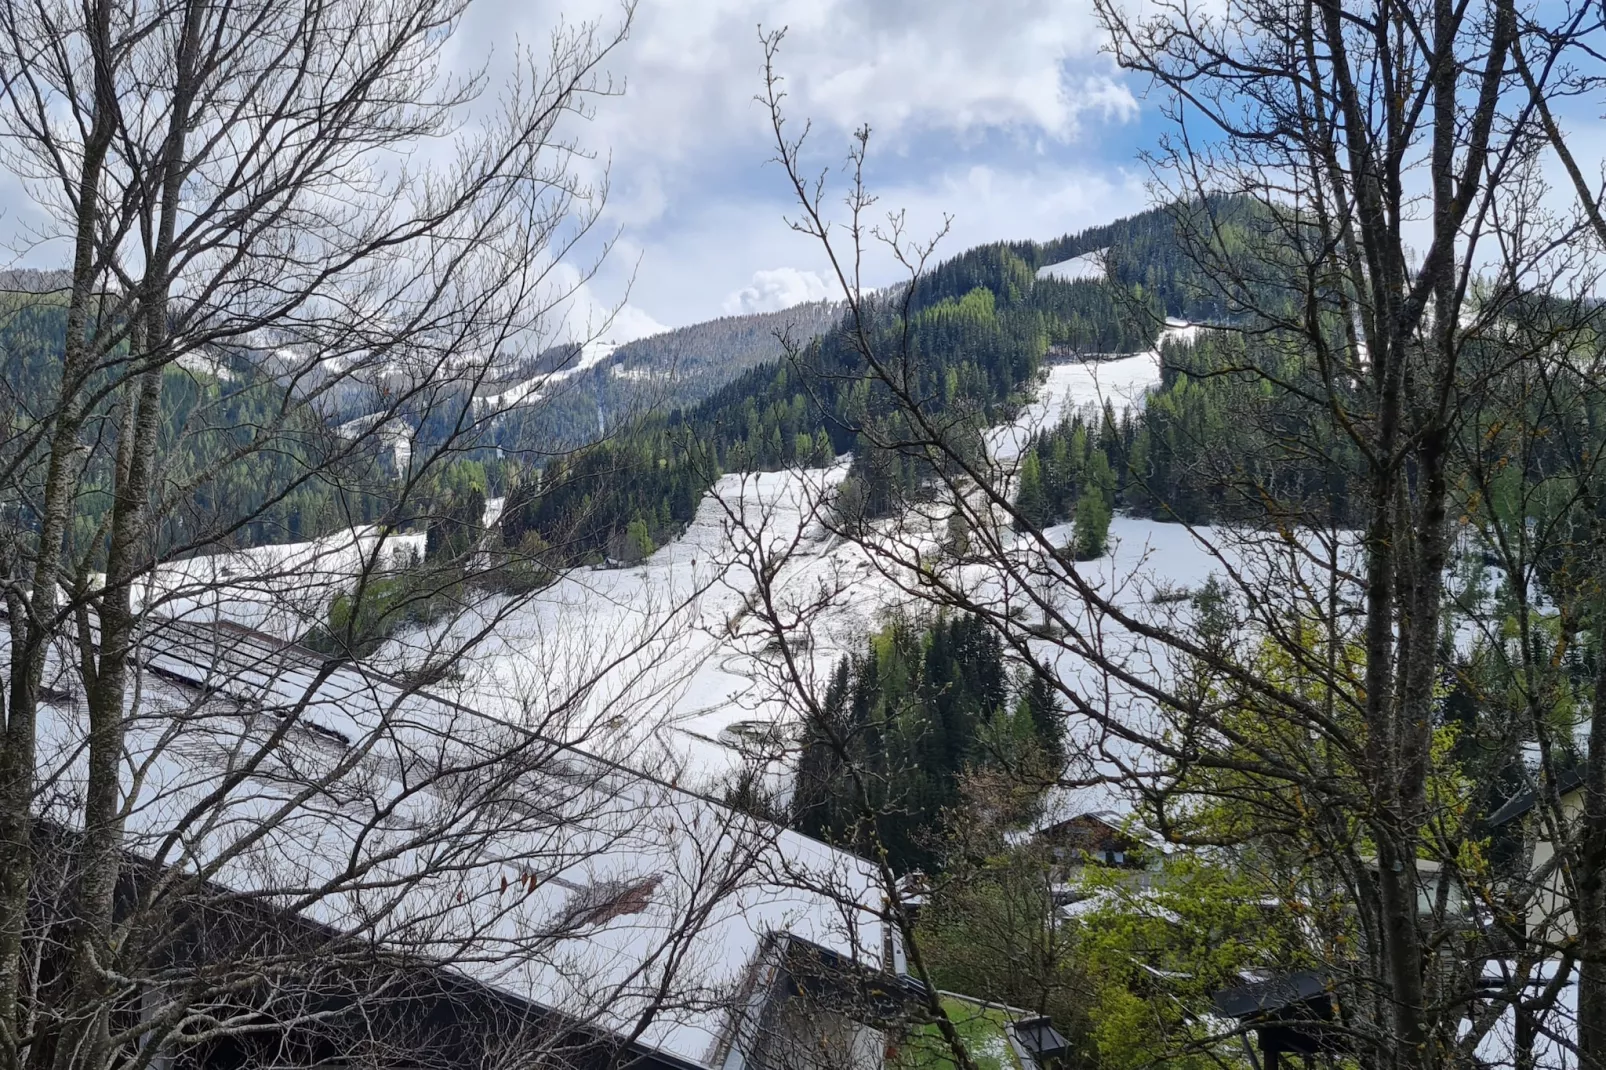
[[1212, 970, 1332, 1019], [1010, 1016, 1070, 1059], [1487, 766, 1586, 827], [22, 615, 891, 1069]]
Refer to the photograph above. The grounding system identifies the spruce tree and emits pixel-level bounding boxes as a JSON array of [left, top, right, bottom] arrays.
[[1072, 490, 1111, 560], [1020, 671, 1065, 771], [1015, 449, 1048, 529]]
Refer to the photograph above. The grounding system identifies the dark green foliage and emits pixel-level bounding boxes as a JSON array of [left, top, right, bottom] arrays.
[[499, 429, 718, 564], [424, 460, 487, 563], [1011, 323, 1373, 530], [1190, 576, 1232, 648], [1035, 193, 1279, 324], [0, 290, 398, 563], [793, 613, 1062, 874], [1012, 410, 1118, 556], [504, 203, 1227, 561], [308, 566, 460, 659], [1019, 671, 1066, 773], [1118, 328, 1367, 525], [1035, 278, 1164, 353]]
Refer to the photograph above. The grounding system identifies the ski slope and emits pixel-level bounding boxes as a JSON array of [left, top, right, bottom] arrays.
[[989, 318, 1200, 462], [1036, 249, 1107, 283], [379, 462, 918, 789], [387, 320, 1232, 792], [157, 316, 1345, 809]]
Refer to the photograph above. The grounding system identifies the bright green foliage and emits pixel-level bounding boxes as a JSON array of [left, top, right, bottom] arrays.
[[1071, 491, 1111, 560], [1068, 856, 1306, 1070], [621, 516, 655, 563], [1013, 408, 1120, 557], [915, 829, 1089, 1041], [891, 996, 1022, 1070]]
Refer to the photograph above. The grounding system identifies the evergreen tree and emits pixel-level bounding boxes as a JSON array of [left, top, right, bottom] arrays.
[[621, 516, 655, 563], [1020, 671, 1065, 771], [1072, 490, 1112, 560], [1015, 449, 1048, 529], [791, 612, 1011, 874], [425, 461, 487, 563]]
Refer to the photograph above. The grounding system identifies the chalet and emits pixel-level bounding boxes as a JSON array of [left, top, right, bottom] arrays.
[[1031, 809, 1159, 870], [1487, 765, 1588, 942]]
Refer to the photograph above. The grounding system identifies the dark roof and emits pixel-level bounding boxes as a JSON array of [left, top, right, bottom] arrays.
[[1040, 809, 1124, 833], [1487, 765, 1585, 828], [1213, 971, 1331, 1019], [1011, 1016, 1071, 1060]]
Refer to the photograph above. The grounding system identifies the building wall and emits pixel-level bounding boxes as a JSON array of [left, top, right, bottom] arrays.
[[747, 995, 884, 1070], [1526, 790, 1585, 943]]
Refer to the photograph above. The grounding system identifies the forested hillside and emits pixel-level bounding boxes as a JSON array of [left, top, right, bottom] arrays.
[[1012, 326, 1367, 534], [0, 204, 1253, 569], [0, 287, 398, 560], [792, 612, 1063, 874], [489, 300, 843, 455], [502, 201, 1238, 563]]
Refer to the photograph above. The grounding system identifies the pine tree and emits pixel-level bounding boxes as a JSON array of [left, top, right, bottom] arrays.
[[1015, 449, 1047, 529], [1020, 671, 1065, 771], [1072, 490, 1111, 560]]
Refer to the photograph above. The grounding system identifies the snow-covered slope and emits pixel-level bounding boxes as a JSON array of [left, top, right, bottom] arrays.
[[1036, 249, 1107, 283], [989, 318, 1197, 462], [141, 527, 425, 639], [387, 321, 1227, 791], [158, 318, 1334, 810], [380, 462, 906, 788]]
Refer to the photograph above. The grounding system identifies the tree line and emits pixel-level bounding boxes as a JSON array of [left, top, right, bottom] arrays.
[[502, 202, 1244, 566], [791, 611, 1065, 875]]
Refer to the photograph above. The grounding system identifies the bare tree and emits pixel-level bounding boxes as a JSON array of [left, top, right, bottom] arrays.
[[0, 4, 889, 1070], [736, 9, 1606, 1070]]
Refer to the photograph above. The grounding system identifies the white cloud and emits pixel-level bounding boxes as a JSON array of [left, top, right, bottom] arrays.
[[0, 0, 1152, 327], [618, 161, 1151, 327], [722, 267, 833, 315], [456, 0, 1149, 326], [531, 258, 669, 367], [454, 0, 1134, 213], [783, 1, 1136, 144]]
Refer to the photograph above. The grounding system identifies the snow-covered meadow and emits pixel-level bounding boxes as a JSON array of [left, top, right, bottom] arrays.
[[137, 526, 426, 639], [148, 318, 1356, 806], [376, 319, 1275, 796]]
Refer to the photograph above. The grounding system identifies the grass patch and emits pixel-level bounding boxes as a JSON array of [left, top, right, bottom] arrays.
[[892, 995, 1021, 1070]]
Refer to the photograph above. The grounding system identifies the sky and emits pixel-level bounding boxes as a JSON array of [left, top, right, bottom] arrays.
[[0, 0, 1156, 347], [6, 2, 1606, 350], [445, 0, 1164, 343]]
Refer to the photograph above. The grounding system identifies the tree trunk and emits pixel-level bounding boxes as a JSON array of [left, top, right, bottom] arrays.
[[1576, 639, 1606, 1070], [0, 4, 118, 1065], [57, 4, 202, 1066]]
